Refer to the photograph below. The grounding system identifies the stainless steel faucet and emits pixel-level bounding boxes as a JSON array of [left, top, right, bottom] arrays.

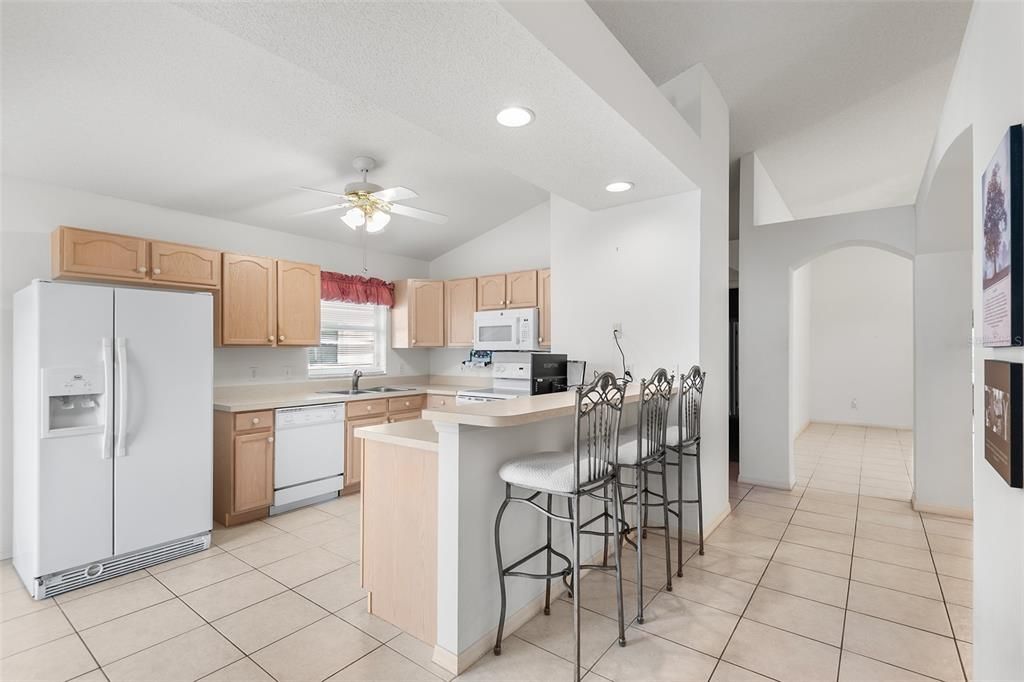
[[351, 369, 363, 392]]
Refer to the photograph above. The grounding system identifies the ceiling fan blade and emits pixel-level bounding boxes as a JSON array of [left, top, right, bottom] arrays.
[[371, 186, 419, 202], [295, 185, 348, 198], [390, 203, 448, 224], [294, 202, 350, 217]]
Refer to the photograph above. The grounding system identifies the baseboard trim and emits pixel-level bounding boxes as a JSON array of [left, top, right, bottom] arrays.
[[737, 475, 795, 491], [911, 496, 973, 519]]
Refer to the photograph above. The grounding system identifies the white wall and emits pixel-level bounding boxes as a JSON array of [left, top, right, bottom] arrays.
[[427, 201, 550, 380], [738, 154, 915, 489], [0, 175, 431, 558], [808, 247, 913, 428], [915, 2, 1024, 676], [789, 262, 812, 439], [549, 192, 701, 380]]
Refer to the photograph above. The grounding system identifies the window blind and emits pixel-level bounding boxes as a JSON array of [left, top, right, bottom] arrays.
[[307, 301, 387, 376]]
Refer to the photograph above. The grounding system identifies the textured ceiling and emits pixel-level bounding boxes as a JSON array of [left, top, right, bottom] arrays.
[[2, 2, 695, 261], [591, 0, 972, 220]]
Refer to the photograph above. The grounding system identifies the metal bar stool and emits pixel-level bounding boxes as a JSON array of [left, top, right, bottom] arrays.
[[615, 368, 676, 623], [492, 372, 629, 681], [664, 365, 708, 572]]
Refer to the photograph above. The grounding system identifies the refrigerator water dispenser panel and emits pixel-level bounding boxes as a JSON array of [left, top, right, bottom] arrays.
[[42, 366, 105, 435]]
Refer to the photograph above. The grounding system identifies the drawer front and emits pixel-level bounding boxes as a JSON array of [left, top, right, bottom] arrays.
[[346, 398, 388, 418], [235, 410, 273, 432], [426, 394, 452, 409], [388, 394, 426, 413]]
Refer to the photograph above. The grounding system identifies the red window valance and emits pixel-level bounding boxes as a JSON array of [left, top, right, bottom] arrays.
[[321, 271, 395, 307]]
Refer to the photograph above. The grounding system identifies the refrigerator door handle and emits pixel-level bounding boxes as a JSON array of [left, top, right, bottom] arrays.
[[115, 337, 128, 457], [102, 338, 114, 459]]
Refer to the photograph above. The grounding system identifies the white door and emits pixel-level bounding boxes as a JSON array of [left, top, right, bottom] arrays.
[[113, 288, 213, 555], [35, 282, 114, 574]]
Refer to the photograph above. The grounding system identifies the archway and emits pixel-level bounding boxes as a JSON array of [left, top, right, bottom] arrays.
[[789, 246, 914, 499]]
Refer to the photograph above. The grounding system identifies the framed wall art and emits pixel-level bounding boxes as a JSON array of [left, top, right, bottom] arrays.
[[984, 359, 1023, 488], [982, 124, 1023, 347]]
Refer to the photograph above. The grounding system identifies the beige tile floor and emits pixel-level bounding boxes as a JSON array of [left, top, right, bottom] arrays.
[[0, 423, 973, 682]]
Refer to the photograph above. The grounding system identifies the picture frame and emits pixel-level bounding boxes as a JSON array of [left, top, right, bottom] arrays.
[[982, 124, 1023, 347], [984, 359, 1023, 488]]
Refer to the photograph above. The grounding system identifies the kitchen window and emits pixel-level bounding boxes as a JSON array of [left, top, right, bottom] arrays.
[[307, 301, 388, 377]]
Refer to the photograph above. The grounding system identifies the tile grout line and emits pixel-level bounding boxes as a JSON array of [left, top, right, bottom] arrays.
[[921, 514, 970, 682], [835, 428, 865, 682]]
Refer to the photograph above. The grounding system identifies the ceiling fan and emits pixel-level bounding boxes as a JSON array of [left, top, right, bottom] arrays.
[[295, 156, 448, 233]]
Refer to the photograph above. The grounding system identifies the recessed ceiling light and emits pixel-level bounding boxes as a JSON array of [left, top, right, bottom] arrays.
[[605, 181, 634, 193], [496, 106, 534, 128]]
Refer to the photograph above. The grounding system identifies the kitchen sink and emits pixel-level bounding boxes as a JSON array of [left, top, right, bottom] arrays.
[[316, 389, 374, 396], [359, 386, 412, 393]]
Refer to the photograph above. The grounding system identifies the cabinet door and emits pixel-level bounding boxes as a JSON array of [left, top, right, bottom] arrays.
[[409, 280, 445, 347], [233, 431, 273, 513], [56, 226, 148, 281], [346, 414, 388, 489], [276, 260, 321, 345], [477, 274, 507, 310], [538, 268, 551, 348], [389, 411, 421, 423], [445, 278, 477, 347], [506, 270, 538, 309], [222, 253, 276, 345], [149, 241, 221, 288]]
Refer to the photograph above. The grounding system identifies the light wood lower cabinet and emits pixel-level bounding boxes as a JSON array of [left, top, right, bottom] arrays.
[[345, 414, 387, 494], [426, 394, 452, 409], [214, 410, 274, 526]]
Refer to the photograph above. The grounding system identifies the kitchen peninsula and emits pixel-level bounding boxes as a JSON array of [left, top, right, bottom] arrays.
[[356, 386, 650, 675]]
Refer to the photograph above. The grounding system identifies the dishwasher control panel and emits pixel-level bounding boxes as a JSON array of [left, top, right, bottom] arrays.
[[275, 404, 344, 428]]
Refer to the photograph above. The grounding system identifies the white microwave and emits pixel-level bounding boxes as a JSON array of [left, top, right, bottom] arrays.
[[473, 308, 541, 351]]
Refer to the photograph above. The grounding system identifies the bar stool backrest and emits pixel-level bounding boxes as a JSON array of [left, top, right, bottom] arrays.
[[574, 371, 627, 490], [637, 368, 674, 462], [677, 365, 707, 447]]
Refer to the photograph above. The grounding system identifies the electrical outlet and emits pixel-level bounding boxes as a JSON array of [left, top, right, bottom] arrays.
[[282, 366, 294, 379], [850, 398, 858, 409], [248, 366, 258, 381], [613, 322, 622, 336]]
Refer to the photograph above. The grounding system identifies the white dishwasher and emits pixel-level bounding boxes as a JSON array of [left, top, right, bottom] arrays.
[[271, 403, 345, 514]]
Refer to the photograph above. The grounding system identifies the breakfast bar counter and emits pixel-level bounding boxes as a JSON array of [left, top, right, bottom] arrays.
[[356, 386, 648, 675]]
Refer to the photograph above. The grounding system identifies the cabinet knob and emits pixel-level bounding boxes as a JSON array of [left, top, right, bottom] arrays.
[[152, 268, 161, 275], [500, 299, 505, 304], [267, 336, 274, 342], [412, 339, 416, 345], [267, 436, 274, 443], [539, 336, 543, 343], [279, 335, 286, 341], [366, 405, 372, 411], [137, 266, 147, 274], [404, 400, 410, 407], [441, 400, 446, 406], [252, 417, 260, 425]]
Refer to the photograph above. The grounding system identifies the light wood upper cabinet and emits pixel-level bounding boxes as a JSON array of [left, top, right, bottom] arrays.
[[149, 240, 221, 287], [477, 274, 506, 310], [221, 253, 276, 345], [276, 260, 321, 346], [392, 279, 444, 348], [445, 278, 477, 347], [538, 268, 551, 348], [53, 226, 148, 281], [506, 270, 538, 309], [232, 431, 274, 513]]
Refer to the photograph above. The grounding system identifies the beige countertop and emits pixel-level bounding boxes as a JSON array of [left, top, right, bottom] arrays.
[[354, 419, 439, 452], [421, 383, 648, 428], [213, 377, 487, 413]]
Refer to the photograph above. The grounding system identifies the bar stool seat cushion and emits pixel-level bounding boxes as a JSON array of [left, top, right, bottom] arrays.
[[499, 451, 613, 493], [665, 431, 698, 452], [617, 438, 660, 465]]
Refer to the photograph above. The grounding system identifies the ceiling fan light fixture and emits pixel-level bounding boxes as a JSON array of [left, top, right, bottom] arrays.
[[605, 181, 634, 193], [341, 207, 365, 230], [365, 210, 391, 234], [496, 106, 534, 128]]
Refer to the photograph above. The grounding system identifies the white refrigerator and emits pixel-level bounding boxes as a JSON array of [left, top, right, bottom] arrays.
[[13, 280, 214, 598]]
